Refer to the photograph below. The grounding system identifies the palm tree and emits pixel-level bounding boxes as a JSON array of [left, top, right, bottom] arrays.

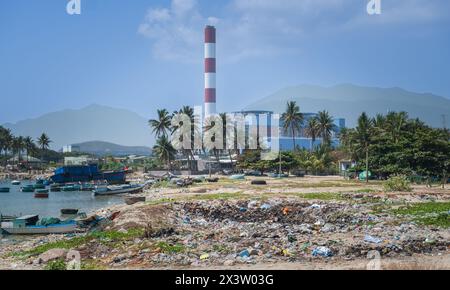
[[12, 136, 25, 165], [149, 109, 172, 138], [304, 117, 319, 152], [24, 136, 36, 164], [355, 112, 373, 183], [37, 133, 51, 163], [153, 135, 176, 171], [0, 127, 13, 167], [386, 111, 408, 143], [172, 106, 200, 171], [281, 101, 304, 150], [317, 110, 335, 146]]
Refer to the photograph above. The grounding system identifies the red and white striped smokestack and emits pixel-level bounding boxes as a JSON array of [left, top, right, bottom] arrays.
[[204, 25, 216, 117]]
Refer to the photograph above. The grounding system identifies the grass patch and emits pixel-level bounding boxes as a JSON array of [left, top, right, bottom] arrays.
[[156, 242, 185, 254], [393, 202, 450, 228], [354, 188, 377, 193], [296, 192, 346, 201], [44, 258, 67, 271], [188, 192, 245, 201], [12, 229, 144, 258]]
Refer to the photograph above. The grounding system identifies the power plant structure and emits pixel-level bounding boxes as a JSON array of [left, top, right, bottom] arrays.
[[204, 25, 216, 117]]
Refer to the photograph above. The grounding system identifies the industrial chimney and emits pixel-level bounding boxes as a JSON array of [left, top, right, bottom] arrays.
[[204, 25, 216, 117]]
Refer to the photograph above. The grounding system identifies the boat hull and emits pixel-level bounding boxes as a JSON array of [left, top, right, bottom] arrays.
[[93, 185, 144, 196], [51, 168, 126, 185], [2, 222, 78, 235]]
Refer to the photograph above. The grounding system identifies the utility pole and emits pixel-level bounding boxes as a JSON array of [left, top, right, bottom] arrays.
[[278, 145, 282, 177]]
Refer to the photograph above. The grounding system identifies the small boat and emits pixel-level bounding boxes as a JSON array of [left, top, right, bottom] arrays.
[[35, 192, 49, 198], [11, 180, 21, 185], [21, 185, 35, 192], [50, 186, 61, 192], [0, 187, 10, 193], [1, 216, 78, 235], [33, 184, 46, 190], [61, 209, 79, 215], [61, 184, 81, 192], [230, 174, 245, 180], [93, 184, 145, 196], [36, 189, 49, 193]]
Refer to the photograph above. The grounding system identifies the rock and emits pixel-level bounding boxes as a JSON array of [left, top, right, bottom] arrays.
[[224, 260, 235, 266], [117, 228, 128, 234], [35, 248, 68, 264]]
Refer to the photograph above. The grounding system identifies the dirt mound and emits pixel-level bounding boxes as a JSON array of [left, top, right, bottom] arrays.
[[109, 204, 175, 231]]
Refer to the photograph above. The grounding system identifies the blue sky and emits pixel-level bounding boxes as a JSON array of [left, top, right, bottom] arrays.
[[1, 0, 450, 123]]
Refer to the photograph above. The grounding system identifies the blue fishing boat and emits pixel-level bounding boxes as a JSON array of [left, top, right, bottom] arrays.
[[50, 164, 126, 185]]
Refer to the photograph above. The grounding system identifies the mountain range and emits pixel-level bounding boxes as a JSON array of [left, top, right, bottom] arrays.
[[70, 141, 151, 156], [245, 84, 450, 128], [3, 104, 153, 150], [3, 85, 449, 150]]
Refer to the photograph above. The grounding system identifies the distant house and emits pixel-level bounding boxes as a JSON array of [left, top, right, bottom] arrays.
[[64, 156, 98, 166], [62, 145, 81, 153]]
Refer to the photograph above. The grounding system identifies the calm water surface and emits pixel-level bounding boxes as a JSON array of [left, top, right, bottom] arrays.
[[0, 180, 123, 218]]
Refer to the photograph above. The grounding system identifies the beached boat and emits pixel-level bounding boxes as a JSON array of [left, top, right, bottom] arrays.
[[0, 187, 10, 193], [230, 174, 245, 180], [93, 184, 145, 196], [1, 220, 78, 235], [11, 180, 21, 185]]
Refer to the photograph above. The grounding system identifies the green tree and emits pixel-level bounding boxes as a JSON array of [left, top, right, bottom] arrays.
[[317, 110, 335, 146], [149, 109, 172, 138], [281, 101, 304, 150], [37, 133, 52, 163], [304, 117, 319, 152], [354, 113, 373, 183], [153, 135, 176, 171]]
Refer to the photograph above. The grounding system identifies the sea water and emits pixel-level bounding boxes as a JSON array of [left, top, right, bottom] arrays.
[[0, 180, 123, 219]]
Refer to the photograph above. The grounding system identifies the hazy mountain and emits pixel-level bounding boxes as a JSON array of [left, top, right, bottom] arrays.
[[244, 84, 450, 128], [3, 104, 154, 150], [71, 141, 151, 156]]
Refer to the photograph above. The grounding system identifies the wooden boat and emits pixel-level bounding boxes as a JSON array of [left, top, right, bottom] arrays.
[[21, 185, 35, 192], [11, 180, 21, 185], [61, 184, 81, 192], [35, 192, 49, 198], [60, 209, 79, 215], [230, 174, 245, 180], [1, 221, 78, 235], [50, 186, 61, 192], [33, 184, 46, 190], [0, 187, 10, 193], [93, 184, 145, 196]]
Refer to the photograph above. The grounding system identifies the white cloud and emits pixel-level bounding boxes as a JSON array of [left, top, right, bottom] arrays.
[[138, 0, 449, 62]]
